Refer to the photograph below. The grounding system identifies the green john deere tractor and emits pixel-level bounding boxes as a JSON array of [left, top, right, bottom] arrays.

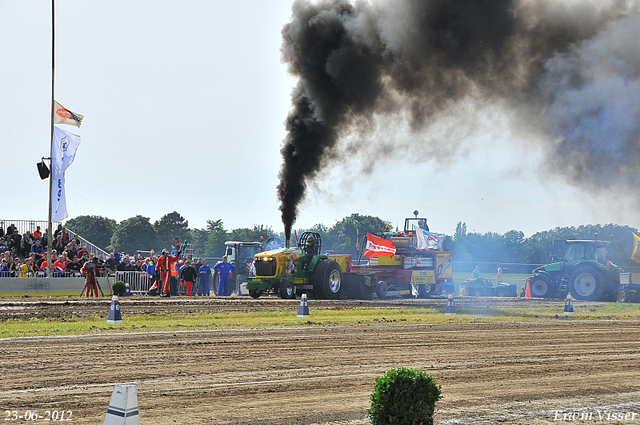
[[247, 232, 345, 299], [527, 240, 623, 301]]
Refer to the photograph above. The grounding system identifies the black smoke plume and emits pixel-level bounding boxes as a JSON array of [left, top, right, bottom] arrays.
[[277, 0, 640, 239]]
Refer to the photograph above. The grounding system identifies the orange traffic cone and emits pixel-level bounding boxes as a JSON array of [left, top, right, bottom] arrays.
[[524, 281, 532, 298]]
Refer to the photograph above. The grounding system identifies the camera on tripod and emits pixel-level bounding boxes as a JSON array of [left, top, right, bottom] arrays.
[[83, 260, 103, 275]]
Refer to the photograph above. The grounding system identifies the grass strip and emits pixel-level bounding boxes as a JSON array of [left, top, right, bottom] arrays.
[[2, 303, 640, 338]]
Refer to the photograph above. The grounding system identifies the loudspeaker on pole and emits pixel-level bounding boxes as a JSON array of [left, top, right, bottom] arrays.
[[297, 293, 310, 318], [445, 294, 456, 315], [107, 295, 123, 324], [564, 295, 574, 314], [104, 384, 140, 425]]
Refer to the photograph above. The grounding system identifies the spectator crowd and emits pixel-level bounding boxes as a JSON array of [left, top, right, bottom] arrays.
[[0, 223, 96, 278], [0, 223, 216, 297]]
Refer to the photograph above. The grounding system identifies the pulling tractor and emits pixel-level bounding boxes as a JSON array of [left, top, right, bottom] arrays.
[[247, 232, 373, 299]]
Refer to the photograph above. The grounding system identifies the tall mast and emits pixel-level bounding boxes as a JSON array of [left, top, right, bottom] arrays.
[[47, 0, 55, 278]]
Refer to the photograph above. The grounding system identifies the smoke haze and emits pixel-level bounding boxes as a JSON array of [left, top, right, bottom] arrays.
[[277, 0, 640, 239]]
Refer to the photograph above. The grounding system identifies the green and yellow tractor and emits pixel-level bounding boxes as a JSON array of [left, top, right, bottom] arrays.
[[247, 231, 373, 299]]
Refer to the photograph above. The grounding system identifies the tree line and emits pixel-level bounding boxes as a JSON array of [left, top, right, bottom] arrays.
[[453, 222, 640, 267], [65, 213, 640, 267]]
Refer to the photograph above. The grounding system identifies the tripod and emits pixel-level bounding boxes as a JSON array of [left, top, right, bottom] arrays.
[[80, 269, 105, 297]]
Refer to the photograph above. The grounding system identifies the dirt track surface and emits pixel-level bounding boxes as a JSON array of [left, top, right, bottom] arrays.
[[2, 297, 640, 424]]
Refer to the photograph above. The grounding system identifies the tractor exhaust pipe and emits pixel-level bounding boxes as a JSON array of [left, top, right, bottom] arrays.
[[286, 239, 290, 248]]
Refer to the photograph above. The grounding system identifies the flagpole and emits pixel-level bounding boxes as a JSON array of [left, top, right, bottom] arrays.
[[47, 0, 55, 279]]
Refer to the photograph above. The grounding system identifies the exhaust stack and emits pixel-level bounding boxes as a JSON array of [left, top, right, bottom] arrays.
[[286, 239, 290, 249]]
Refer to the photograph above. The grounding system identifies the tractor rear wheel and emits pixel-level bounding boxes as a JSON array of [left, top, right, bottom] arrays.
[[569, 266, 603, 301], [311, 260, 343, 299], [529, 274, 553, 298], [280, 279, 296, 299]]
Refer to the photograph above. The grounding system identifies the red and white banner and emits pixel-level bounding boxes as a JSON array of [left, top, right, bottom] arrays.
[[364, 233, 396, 258]]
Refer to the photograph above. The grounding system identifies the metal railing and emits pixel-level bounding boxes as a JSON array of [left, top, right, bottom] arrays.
[[64, 229, 109, 258], [0, 219, 59, 238], [0, 270, 107, 278], [1, 219, 109, 259]]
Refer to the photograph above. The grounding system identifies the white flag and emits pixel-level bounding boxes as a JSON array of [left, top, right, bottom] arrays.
[[414, 225, 439, 250], [51, 126, 81, 222]]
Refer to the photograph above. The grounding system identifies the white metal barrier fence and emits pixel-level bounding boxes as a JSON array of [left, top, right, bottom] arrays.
[[115, 271, 153, 294], [114, 271, 196, 295]]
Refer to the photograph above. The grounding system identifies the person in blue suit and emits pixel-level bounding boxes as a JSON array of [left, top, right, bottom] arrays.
[[214, 256, 235, 296], [198, 258, 212, 296]]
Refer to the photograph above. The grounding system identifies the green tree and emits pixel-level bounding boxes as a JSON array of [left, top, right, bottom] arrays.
[[230, 225, 276, 243], [500, 230, 525, 263], [110, 215, 157, 255], [454, 221, 467, 242], [452, 231, 503, 263], [187, 228, 209, 257], [154, 211, 189, 250], [204, 219, 228, 257], [65, 215, 116, 249], [325, 214, 390, 257]]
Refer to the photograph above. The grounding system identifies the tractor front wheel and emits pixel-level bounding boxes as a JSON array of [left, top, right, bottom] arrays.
[[280, 279, 296, 299], [375, 281, 389, 299], [249, 289, 262, 299], [417, 284, 433, 298], [529, 274, 553, 298], [618, 290, 628, 303]]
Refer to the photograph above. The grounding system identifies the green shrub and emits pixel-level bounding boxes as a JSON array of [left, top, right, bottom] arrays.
[[111, 281, 126, 296], [368, 367, 442, 425]]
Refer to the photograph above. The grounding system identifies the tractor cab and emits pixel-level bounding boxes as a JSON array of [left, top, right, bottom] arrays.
[[562, 240, 610, 267]]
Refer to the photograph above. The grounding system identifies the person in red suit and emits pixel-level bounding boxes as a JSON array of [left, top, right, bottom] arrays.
[[81, 258, 101, 297], [154, 248, 181, 297]]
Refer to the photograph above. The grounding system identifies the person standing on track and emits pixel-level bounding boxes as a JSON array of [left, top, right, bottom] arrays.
[[155, 248, 181, 297], [179, 260, 198, 297], [214, 256, 235, 296], [198, 258, 212, 296]]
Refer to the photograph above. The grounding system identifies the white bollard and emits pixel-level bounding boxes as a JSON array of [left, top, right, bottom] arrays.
[[445, 294, 456, 315], [104, 384, 140, 425]]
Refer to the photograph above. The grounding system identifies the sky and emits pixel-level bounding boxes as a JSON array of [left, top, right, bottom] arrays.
[[1, 0, 638, 239]]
